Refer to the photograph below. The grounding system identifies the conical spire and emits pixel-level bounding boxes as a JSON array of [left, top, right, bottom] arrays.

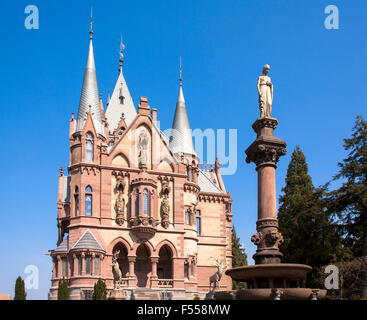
[[169, 58, 197, 157], [75, 10, 103, 135], [105, 35, 136, 134]]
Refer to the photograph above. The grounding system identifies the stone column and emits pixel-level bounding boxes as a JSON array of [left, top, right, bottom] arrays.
[[72, 254, 77, 277], [150, 257, 159, 288], [91, 253, 95, 276], [81, 252, 85, 275], [245, 117, 286, 265], [56, 256, 61, 278], [128, 256, 136, 287]]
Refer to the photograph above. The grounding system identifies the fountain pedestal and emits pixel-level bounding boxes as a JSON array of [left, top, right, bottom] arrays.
[[215, 117, 326, 300], [245, 117, 286, 264]]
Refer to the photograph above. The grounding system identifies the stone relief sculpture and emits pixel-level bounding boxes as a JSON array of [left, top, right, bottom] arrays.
[[209, 257, 227, 291], [160, 181, 171, 229], [111, 250, 122, 289], [137, 130, 148, 168], [257, 64, 273, 118], [115, 192, 125, 225], [114, 175, 126, 226]]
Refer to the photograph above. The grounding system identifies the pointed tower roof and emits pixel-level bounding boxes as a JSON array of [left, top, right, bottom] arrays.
[[169, 59, 197, 157], [105, 35, 137, 134], [75, 12, 103, 135]]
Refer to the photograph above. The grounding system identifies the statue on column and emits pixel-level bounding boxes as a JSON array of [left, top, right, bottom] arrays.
[[257, 64, 273, 118]]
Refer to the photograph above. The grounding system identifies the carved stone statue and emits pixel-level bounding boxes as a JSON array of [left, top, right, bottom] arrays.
[[115, 192, 125, 216], [115, 191, 125, 225], [111, 250, 122, 289], [209, 257, 227, 291], [257, 64, 273, 118], [160, 196, 170, 229], [137, 130, 148, 167]]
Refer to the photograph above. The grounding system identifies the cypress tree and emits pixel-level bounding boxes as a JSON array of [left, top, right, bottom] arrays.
[[57, 278, 69, 300], [14, 276, 26, 300], [92, 278, 107, 300], [278, 146, 342, 285], [231, 226, 247, 290]]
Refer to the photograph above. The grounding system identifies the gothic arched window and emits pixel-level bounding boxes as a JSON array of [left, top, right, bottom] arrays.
[[85, 186, 92, 216], [143, 189, 149, 215], [86, 132, 94, 161]]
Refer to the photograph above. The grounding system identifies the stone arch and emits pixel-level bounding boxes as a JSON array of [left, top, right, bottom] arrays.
[[112, 153, 130, 167], [135, 243, 151, 287], [157, 244, 174, 279], [132, 240, 155, 256], [155, 239, 178, 258], [157, 158, 174, 172], [107, 236, 132, 254], [111, 241, 129, 278]]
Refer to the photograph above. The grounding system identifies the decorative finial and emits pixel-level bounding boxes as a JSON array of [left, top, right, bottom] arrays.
[[119, 34, 125, 72], [179, 56, 182, 86], [89, 7, 94, 39]]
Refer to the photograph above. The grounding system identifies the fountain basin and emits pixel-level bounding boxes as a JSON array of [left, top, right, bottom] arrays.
[[226, 263, 312, 282], [214, 288, 327, 300]]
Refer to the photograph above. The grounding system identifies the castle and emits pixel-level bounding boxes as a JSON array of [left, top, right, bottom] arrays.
[[49, 22, 233, 300]]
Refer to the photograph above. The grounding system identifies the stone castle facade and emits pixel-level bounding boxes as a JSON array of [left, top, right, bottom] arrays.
[[49, 25, 233, 300]]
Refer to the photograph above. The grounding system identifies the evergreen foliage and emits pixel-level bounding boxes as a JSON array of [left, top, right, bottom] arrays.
[[14, 276, 26, 300], [231, 226, 248, 289], [92, 278, 107, 300], [327, 116, 367, 258], [278, 146, 344, 285], [57, 278, 69, 300]]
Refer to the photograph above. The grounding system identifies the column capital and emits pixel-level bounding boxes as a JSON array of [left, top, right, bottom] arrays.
[[245, 117, 286, 167]]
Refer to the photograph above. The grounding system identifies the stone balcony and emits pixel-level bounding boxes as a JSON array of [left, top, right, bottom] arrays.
[[128, 216, 159, 240]]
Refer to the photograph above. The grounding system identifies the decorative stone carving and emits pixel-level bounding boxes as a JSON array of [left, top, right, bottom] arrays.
[[257, 64, 273, 118], [111, 250, 122, 289], [114, 173, 126, 225], [115, 192, 125, 226], [251, 232, 262, 245], [137, 130, 148, 168], [209, 257, 227, 292], [246, 144, 286, 166], [160, 181, 170, 229], [251, 229, 283, 250], [271, 288, 283, 300], [129, 217, 159, 240]]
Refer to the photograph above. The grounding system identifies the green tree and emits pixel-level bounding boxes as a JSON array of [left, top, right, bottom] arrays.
[[327, 116, 367, 257], [92, 278, 107, 300], [326, 116, 367, 297], [57, 278, 69, 300], [231, 225, 248, 290], [278, 146, 343, 285], [14, 276, 26, 300]]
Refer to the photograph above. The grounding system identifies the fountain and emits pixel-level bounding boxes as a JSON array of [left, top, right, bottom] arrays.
[[214, 65, 326, 300]]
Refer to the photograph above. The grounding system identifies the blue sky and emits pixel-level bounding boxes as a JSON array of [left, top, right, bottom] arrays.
[[0, 0, 365, 299]]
